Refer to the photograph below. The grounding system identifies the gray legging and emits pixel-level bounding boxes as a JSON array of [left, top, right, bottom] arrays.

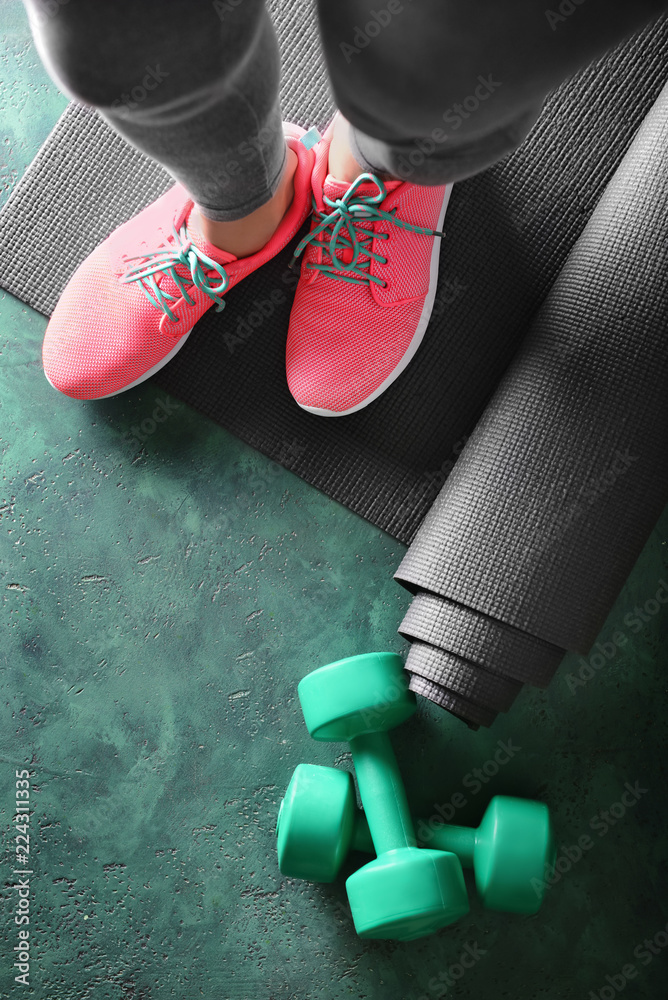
[[22, 0, 668, 222]]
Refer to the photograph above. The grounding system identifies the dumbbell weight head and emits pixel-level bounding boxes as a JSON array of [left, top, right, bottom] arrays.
[[297, 651, 416, 742], [276, 764, 358, 882], [345, 847, 468, 941], [470, 795, 556, 914]]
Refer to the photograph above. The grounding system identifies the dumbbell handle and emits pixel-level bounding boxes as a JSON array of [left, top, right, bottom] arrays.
[[349, 731, 418, 855], [348, 803, 475, 865]]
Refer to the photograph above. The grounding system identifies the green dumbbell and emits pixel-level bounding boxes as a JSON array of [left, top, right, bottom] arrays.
[[290, 651, 470, 941], [277, 763, 555, 915]]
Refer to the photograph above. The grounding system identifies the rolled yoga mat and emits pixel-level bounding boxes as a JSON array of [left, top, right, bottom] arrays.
[[1, 8, 667, 546], [394, 80, 668, 728]]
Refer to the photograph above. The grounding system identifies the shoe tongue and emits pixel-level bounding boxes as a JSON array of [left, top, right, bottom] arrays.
[[182, 204, 237, 265], [323, 172, 402, 202]]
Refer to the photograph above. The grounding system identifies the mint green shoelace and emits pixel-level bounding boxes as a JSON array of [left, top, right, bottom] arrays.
[[289, 172, 446, 287], [120, 220, 230, 322]]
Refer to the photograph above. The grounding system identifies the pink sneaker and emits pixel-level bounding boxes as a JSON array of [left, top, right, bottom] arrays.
[[42, 122, 321, 399], [286, 118, 451, 416]]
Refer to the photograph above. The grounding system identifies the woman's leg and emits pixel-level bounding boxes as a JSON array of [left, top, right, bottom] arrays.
[[317, 0, 668, 184], [22, 0, 297, 257]]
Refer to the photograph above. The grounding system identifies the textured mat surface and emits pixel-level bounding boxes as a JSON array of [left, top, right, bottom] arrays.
[[1, 10, 667, 547], [396, 80, 668, 726]]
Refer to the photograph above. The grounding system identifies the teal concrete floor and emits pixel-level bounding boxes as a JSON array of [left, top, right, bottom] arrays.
[[1, 5, 667, 998]]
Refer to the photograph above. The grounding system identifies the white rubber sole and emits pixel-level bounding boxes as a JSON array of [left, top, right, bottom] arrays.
[[297, 182, 453, 418]]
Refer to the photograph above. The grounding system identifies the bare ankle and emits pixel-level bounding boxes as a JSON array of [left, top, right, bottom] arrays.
[[329, 112, 396, 184]]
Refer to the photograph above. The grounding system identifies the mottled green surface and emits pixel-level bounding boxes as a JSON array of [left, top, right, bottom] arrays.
[[1, 5, 667, 998]]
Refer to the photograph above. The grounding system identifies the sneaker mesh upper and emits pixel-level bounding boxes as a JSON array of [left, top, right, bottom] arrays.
[[286, 134, 449, 413]]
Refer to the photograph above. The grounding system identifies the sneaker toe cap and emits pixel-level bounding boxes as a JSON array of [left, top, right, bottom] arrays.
[[42, 252, 177, 399]]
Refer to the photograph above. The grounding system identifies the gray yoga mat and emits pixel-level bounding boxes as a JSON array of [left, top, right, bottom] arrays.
[[396, 80, 668, 727], [1, 5, 667, 725]]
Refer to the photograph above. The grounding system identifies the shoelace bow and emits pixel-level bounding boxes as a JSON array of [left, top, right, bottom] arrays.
[[289, 172, 446, 287], [120, 220, 230, 322]]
